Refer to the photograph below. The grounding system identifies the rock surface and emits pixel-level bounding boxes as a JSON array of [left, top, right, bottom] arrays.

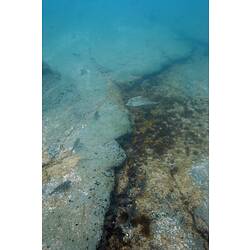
[[99, 47, 209, 250], [42, 62, 131, 250], [42, 4, 208, 247]]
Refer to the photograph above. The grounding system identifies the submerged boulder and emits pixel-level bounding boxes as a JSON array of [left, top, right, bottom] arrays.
[[42, 63, 131, 250]]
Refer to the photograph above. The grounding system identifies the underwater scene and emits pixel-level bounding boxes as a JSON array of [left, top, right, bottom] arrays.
[[42, 0, 208, 249]]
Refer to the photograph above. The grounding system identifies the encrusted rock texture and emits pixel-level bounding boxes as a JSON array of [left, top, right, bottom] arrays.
[[42, 45, 208, 250], [42, 62, 131, 250], [98, 47, 209, 250]]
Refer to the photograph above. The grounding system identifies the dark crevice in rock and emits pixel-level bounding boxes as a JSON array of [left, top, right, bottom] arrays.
[[97, 159, 131, 250], [117, 49, 195, 95], [98, 46, 208, 249]]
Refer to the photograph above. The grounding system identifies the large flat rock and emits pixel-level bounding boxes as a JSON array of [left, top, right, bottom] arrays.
[[42, 63, 131, 249]]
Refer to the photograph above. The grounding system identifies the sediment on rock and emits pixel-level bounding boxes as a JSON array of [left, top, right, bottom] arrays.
[[42, 61, 132, 250], [98, 47, 208, 250]]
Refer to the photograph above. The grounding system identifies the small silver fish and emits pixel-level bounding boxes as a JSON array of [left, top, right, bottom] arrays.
[[126, 96, 158, 107]]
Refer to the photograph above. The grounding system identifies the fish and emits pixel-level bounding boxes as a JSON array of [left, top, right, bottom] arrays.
[[49, 180, 72, 195], [126, 96, 158, 107], [94, 111, 100, 120]]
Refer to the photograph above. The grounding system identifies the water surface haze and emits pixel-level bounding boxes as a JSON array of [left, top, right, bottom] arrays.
[[42, 0, 209, 249]]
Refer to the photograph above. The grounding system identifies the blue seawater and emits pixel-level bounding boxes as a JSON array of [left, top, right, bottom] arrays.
[[43, 1, 208, 249]]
